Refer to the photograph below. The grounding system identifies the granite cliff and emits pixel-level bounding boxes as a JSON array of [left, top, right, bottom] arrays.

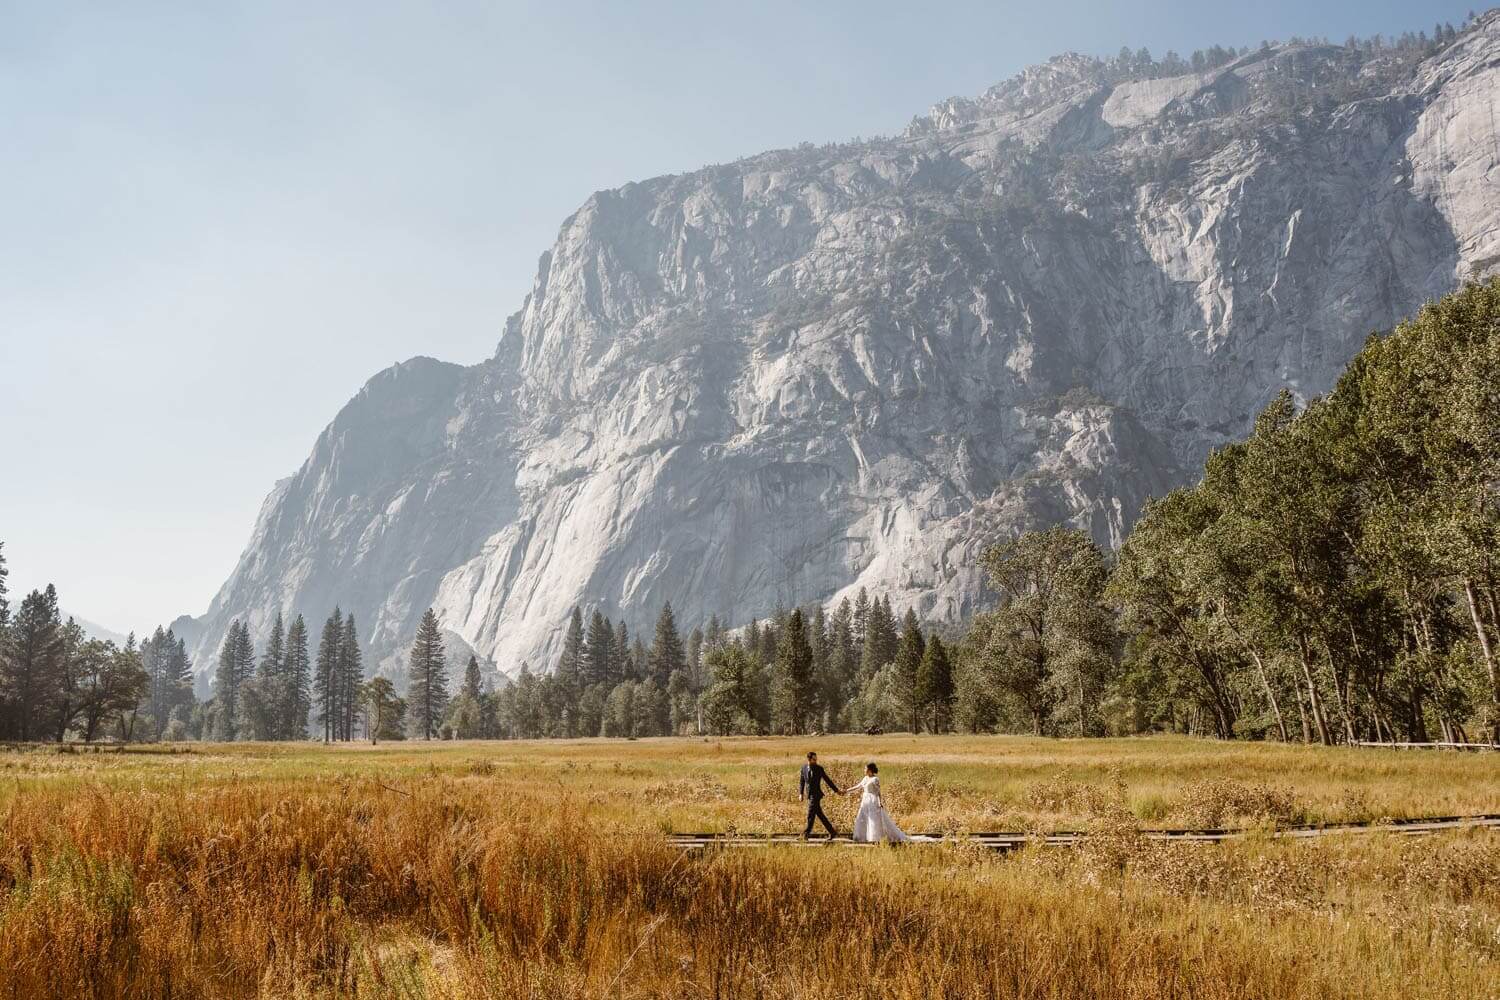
[[186, 18, 1500, 687]]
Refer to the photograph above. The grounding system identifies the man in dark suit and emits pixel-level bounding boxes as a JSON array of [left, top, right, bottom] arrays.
[[799, 751, 844, 840]]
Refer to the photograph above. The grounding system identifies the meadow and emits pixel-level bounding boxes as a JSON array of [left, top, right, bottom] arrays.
[[1, 734, 1497, 999]]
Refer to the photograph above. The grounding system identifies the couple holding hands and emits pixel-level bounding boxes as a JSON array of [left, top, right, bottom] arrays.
[[798, 751, 925, 843]]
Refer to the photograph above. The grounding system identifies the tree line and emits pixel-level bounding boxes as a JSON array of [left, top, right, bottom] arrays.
[[0, 560, 153, 743], [1, 283, 1493, 745]]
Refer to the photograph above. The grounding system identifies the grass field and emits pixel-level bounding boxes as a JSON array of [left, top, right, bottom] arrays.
[[2, 735, 1497, 998]]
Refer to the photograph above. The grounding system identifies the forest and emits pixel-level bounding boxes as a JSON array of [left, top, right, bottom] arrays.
[[0, 281, 1494, 745]]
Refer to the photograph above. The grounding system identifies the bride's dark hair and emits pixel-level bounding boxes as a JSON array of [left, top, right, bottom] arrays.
[[866, 762, 878, 774]]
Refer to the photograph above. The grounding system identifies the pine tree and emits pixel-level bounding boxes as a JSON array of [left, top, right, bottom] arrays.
[[808, 604, 832, 726], [408, 608, 449, 740], [283, 615, 311, 739], [631, 636, 649, 680], [860, 598, 894, 676], [211, 621, 242, 741], [613, 620, 632, 681], [649, 602, 686, 687], [1, 585, 64, 741], [705, 613, 724, 650], [585, 610, 614, 687], [561, 606, 586, 694], [140, 629, 195, 738], [229, 622, 254, 740], [241, 613, 284, 740], [462, 654, 482, 701], [771, 608, 817, 734], [446, 654, 485, 739], [828, 598, 856, 725], [52, 618, 85, 741], [701, 644, 758, 734], [0, 541, 9, 632], [758, 618, 778, 667], [853, 588, 871, 648], [916, 634, 954, 732], [338, 615, 362, 740], [893, 613, 925, 733], [314, 609, 342, 742], [142, 625, 172, 736]]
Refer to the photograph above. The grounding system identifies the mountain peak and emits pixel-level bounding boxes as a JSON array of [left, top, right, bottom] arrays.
[[182, 19, 1500, 685]]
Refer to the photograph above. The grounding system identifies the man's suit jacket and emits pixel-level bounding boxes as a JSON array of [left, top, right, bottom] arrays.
[[800, 763, 838, 800]]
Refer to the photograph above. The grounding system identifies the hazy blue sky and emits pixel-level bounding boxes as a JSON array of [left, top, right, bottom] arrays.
[[0, 0, 1475, 633]]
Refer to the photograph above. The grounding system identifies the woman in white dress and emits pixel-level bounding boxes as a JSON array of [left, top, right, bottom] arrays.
[[850, 762, 924, 843]]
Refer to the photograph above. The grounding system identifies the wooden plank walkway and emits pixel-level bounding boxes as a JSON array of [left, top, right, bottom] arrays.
[[667, 814, 1500, 851]]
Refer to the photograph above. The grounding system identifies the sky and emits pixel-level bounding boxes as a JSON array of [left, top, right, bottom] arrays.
[[0, 0, 1477, 634]]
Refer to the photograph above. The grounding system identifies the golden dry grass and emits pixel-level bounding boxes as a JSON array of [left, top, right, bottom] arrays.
[[1, 734, 1496, 999]]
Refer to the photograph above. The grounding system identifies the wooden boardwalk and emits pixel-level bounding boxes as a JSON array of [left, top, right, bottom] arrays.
[[667, 814, 1500, 851]]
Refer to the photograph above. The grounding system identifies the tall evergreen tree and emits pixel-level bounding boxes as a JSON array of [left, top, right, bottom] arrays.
[[649, 602, 686, 687], [916, 634, 955, 732], [585, 610, 614, 687], [408, 608, 449, 740], [827, 598, 857, 724], [283, 615, 312, 739], [142, 626, 172, 735], [0, 541, 9, 632], [613, 620, 633, 681], [560, 606, 586, 694], [211, 620, 251, 741], [700, 644, 759, 734], [462, 654, 482, 702], [51, 617, 85, 741], [771, 608, 817, 734], [853, 588, 871, 650], [1, 585, 63, 741], [892, 612, 926, 733], [240, 613, 284, 740], [448, 654, 486, 739], [314, 609, 342, 742], [860, 597, 898, 676], [339, 614, 362, 740]]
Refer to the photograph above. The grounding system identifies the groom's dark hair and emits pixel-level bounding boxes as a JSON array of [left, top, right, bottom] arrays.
[[806, 751, 817, 760]]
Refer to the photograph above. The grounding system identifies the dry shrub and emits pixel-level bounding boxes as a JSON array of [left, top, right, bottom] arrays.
[[643, 772, 728, 805], [1382, 832, 1500, 903], [1178, 779, 1302, 828], [1023, 770, 1118, 817]]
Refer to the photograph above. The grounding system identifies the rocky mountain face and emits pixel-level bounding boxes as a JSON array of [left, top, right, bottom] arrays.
[[185, 17, 1500, 690]]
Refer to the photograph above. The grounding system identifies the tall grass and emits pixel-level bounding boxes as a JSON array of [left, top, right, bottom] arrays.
[[1, 761, 1496, 999]]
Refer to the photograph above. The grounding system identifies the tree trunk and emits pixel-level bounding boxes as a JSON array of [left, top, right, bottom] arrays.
[[1463, 578, 1500, 744], [1248, 648, 1289, 741], [1317, 635, 1356, 745], [1296, 636, 1331, 745]]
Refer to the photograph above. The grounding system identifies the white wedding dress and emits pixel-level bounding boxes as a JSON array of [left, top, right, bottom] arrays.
[[851, 775, 922, 843]]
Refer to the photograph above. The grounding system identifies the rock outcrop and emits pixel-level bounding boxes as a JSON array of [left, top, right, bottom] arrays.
[[184, 18, 1500, 688]]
